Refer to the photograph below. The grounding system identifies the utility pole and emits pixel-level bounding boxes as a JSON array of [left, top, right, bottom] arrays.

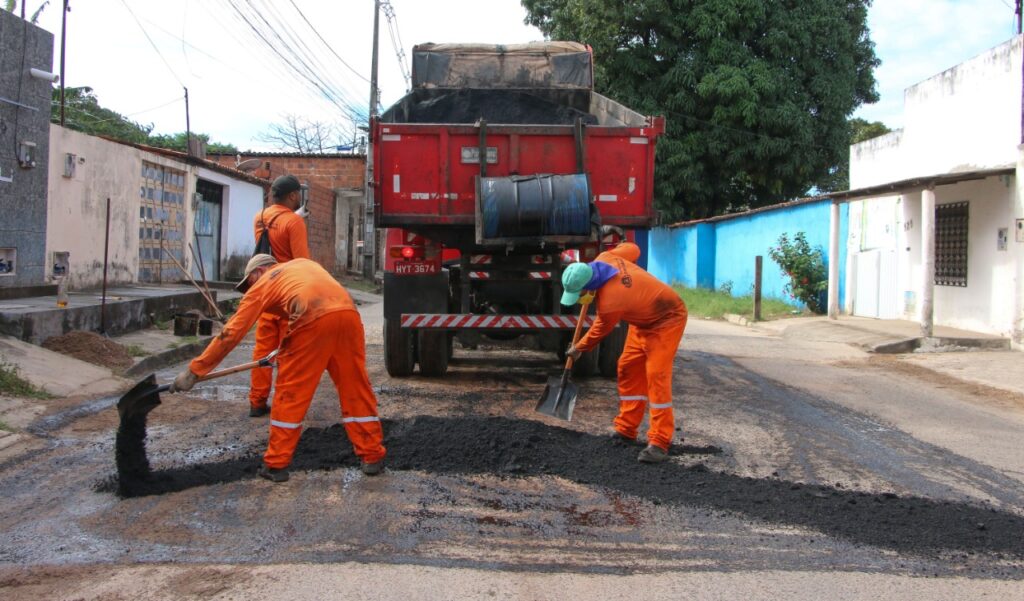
[[1017, 0, 1022, 35], [59, 0, 69, 126], [184, 86, 192, 157], [362, 0, 380, 281]]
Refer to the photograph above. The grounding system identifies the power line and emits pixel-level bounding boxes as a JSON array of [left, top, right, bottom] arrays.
[[224, 0, 367, 123], [119, 0, 184, 87], [381, 1, 410, 91], [286, 0, 371, 84]]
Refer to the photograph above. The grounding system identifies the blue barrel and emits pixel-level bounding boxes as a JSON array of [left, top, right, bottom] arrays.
[[479, 174, 591, 239]]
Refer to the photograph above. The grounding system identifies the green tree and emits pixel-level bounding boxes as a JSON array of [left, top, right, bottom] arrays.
[[53, 87, 237, 154], [522, 0, 880, 220], [816, 117, 891, 193]]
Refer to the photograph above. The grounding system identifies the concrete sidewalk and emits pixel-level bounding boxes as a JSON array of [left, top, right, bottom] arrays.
[[750, 315, 1023, 397], [0, 284, 240, 344]]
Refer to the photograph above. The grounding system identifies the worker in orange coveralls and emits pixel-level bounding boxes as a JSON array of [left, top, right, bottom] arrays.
[[248, 174, 310, 418], [170, 254, 386, 481], [562, 242, 688, 463]]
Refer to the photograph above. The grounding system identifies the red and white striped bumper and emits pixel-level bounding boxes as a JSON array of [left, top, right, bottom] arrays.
[[401, 313, 593, 329]]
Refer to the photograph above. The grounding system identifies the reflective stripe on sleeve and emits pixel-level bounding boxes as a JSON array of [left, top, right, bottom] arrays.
[[341, 416, 381, 424], [649, 402, 673, 409], [270, 419, 302, 429], [619, 395, 648, 402]]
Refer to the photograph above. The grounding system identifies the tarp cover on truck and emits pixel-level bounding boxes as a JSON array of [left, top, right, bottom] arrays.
[[412, 42, 593, 90], [382, 89, 598, 125]]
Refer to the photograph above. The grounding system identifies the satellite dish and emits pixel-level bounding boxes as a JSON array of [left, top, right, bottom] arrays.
[[235, 158, 262, 172]]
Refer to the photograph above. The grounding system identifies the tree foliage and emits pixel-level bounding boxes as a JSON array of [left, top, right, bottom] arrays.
[[816, 117, 892, 193], [522, 0, 880, 220], [52, 87, 237, 154]]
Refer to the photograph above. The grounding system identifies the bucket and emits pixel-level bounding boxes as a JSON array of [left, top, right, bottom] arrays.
[[173, 314, 199, 337]]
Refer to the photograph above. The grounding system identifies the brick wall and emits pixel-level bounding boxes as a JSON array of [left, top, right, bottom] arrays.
[[209, 153, 365, 274], [0, 11, 54, 287]]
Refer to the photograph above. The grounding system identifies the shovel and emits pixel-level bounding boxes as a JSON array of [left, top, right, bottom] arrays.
[[115, 350, 279, 491], [536, 303, 588, 421], [117, 349, 280, 423]]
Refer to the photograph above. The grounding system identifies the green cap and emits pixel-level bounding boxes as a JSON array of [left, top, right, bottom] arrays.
[[560, 262, 593, 306]]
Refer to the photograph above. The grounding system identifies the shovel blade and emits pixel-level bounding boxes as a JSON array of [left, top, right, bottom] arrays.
[[535, 375, 578, 421], [117, 374, 163, 422]]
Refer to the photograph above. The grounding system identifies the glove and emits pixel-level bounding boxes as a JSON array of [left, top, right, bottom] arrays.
[[579, 291, 595, 305], [169, 369, 198, 393], [566, 345, 582, 361]]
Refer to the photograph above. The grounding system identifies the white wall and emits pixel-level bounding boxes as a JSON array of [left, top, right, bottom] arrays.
[[851, 36, 1023, 189], [46, 126, 193, 290], [195, 166, 264, 279], [848, 176, 1020, 336]]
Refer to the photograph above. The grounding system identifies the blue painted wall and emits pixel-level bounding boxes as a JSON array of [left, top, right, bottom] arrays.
[[646, 200, 848, 309]]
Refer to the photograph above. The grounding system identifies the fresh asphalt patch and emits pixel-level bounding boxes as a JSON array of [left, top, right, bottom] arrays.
[[98, 415, 1024, 562]]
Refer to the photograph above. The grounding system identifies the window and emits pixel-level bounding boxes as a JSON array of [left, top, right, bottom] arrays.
[[935, 201, 968, 287]]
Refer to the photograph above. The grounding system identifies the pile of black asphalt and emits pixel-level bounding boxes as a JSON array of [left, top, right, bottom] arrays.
[[100, 415, 1024, 564]]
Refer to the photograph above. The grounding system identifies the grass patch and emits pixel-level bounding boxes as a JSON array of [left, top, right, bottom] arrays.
[[339, 276, 379, 294], [166, 335, 199, 349], [124, 344, 150, 358], [674, 286, 802, 321], [0, 360, 54, 399], [154, 319, 171, 331], [0, 420, 12, 432]]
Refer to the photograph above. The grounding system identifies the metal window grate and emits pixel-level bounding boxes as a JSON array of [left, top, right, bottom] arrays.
[[935, 201, 968, 287]]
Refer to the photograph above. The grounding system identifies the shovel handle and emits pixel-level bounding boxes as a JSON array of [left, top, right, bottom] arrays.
[[564, 303, 589, 370], [197, 349, 279, 382]]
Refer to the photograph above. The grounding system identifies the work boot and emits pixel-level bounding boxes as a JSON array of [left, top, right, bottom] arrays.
[[257, 464, 289, 482], [637, 444, 669, 464], [360, 459, 385, 476], [249, 404, 270, 418], [609, 431, 641, 447]]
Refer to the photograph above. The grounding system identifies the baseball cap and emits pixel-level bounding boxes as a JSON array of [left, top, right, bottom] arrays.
[[560, 262, 593, 306], [235, 253, 278, 292], [271, 174, 301, 198]]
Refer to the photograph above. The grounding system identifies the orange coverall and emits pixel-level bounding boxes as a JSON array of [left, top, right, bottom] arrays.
[[574, 245, 688, 450], [191, 259, 385, 468], [249, 205, 310, 411]]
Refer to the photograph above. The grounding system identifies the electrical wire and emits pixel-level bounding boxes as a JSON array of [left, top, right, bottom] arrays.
[[286, 0, 370, 84], [119, 0, 185, 87], [224, 0, 367, 123], [381, 1, 410, 91]]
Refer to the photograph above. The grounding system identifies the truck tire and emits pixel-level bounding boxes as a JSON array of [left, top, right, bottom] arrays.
[[418, 330, 450, 377], [384, 318, 415, 377], [571, 346, 599, 378], [598, 324, 628, 377]]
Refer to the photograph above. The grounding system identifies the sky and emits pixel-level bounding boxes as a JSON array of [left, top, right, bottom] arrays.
[[19, 0, 1023, 151]]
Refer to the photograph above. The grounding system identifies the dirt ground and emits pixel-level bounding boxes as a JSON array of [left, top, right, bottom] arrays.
[[41, 331, 133, 371], [0, 300, 1022, 600]]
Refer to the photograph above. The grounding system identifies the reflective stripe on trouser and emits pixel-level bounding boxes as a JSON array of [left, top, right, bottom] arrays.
[[264, 310, 386, 468], [249, 312, 286, 409], [612, 320, 686, 450]]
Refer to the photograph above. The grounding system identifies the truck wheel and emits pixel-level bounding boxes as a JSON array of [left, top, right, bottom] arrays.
[[598, 324, 628, 378], [571, 346, 598, 378], [384, 318, 415, 377], [418, 330, 450, 377]]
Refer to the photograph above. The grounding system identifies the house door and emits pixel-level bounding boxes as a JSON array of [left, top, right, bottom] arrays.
[[852, 249, 897, 319], [194, 179, 223, 281]]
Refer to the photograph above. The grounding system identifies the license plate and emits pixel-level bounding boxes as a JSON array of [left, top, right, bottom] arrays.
[[394, 260, 438, 275]]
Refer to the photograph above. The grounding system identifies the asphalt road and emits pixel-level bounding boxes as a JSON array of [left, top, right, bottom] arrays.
[[0, 297, 1022, 600]]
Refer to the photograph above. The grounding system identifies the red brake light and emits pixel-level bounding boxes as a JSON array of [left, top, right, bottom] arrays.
[[401, 246, 415, 259]]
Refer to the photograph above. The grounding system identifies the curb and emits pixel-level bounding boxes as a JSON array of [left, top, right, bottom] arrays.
[[123, 336, 213, 377], [871, 336, 1012, 354], [724, 313, 751, 327]]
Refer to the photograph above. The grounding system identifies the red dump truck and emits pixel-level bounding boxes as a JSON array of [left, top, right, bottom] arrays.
[[374, 42, 664, 377]]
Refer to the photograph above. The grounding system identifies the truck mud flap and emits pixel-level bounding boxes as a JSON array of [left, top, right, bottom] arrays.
[[383, 272, 449, 321]]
